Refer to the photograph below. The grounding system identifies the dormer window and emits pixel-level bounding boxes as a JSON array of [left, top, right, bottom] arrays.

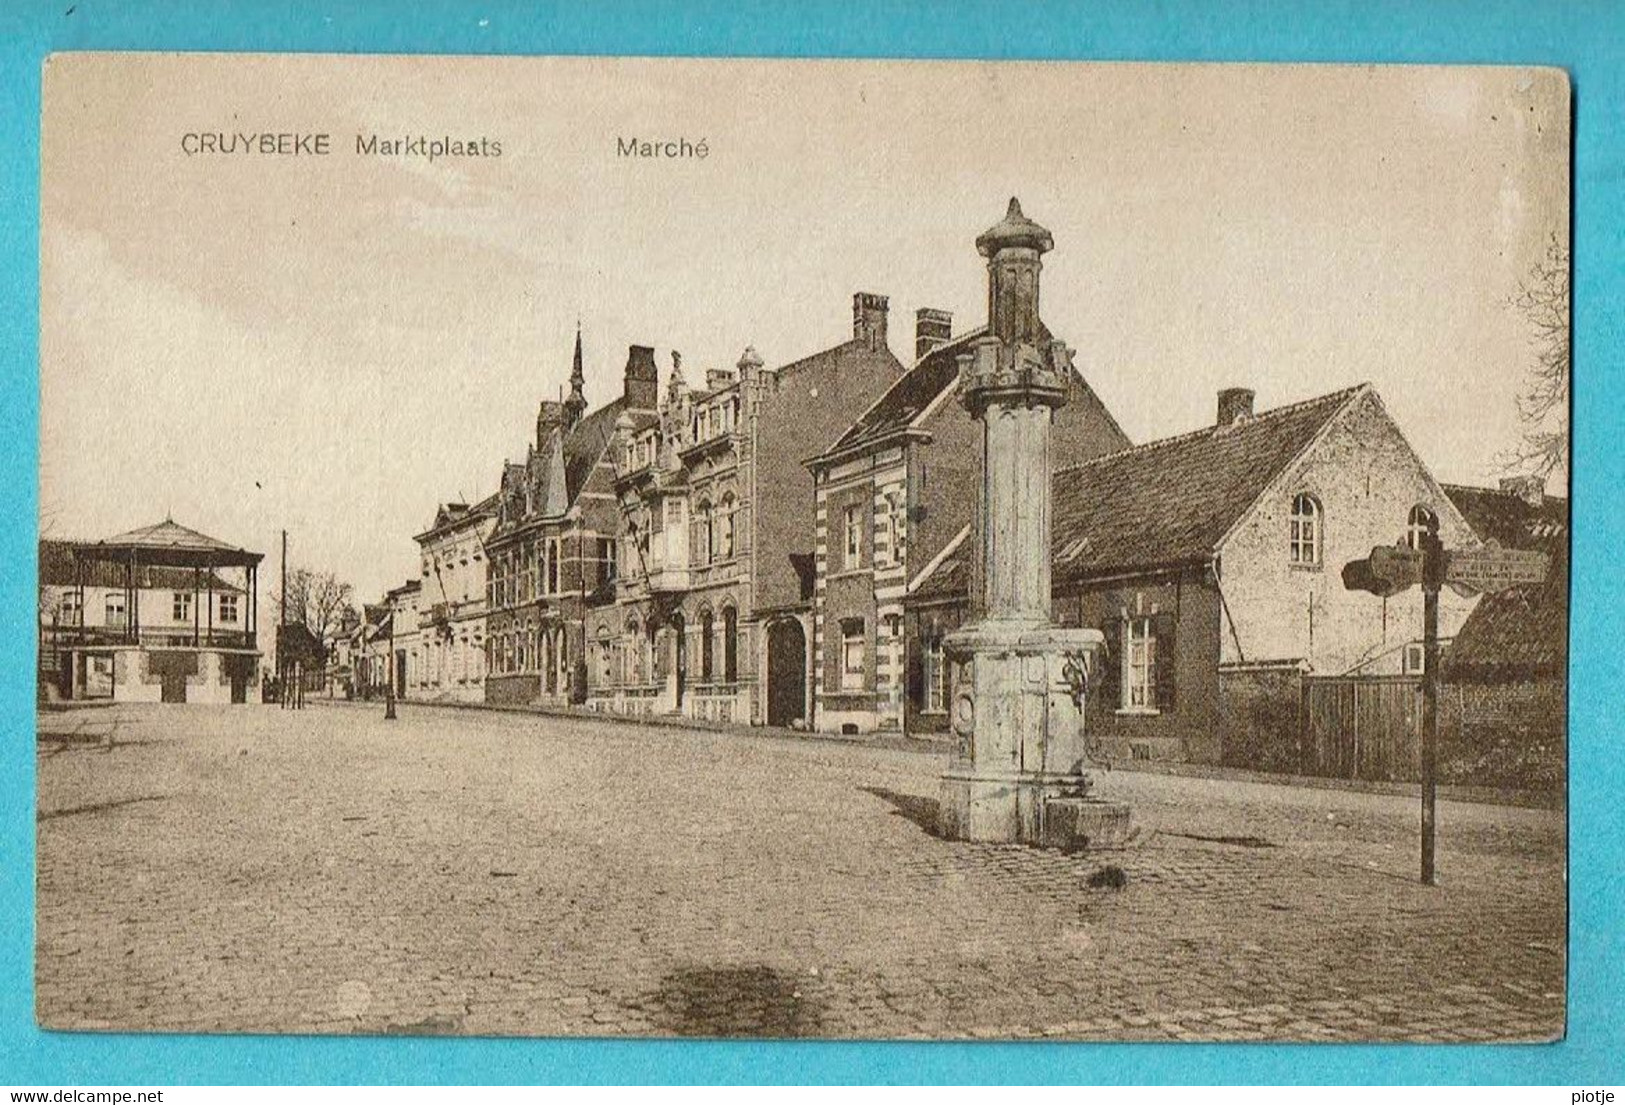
[[1289, 493, 1322, 566]]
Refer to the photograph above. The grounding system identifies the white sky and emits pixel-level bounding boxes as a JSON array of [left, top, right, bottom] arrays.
[[40, 54, 1570, 605]]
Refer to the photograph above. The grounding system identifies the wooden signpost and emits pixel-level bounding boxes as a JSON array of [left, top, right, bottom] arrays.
[[1344, 526, 1549, 885]]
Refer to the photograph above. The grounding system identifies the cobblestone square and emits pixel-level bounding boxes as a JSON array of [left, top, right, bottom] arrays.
[[36, 703, 1565, 1041]]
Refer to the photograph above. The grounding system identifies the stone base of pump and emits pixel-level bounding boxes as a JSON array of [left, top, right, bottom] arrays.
[[937, 769, 1134, 849]]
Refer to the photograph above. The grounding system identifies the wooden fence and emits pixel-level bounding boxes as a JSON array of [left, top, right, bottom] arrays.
[[1301, 675, 1422, 782]]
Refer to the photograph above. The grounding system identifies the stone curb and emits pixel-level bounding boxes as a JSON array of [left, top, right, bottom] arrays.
[[310, 694, 1560, 809]]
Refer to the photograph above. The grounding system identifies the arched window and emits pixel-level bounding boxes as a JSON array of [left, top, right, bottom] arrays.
[[723, 605, 739, 684], [700, 608, 715, 682], [696, 499, 713, 565], [720, 493, 737, 560], [1289, 493, 1322, 565], [1406, 504, 1438, 550], [596, 626, 612, 688]]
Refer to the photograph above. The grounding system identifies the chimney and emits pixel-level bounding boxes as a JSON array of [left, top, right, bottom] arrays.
[[852, 292, 889, 352], [623, 344, 659, 410], [1499, 474, 1546, 507], [915, 308, 953, 360], [535, 399, 566, 452], [1217, 387, 1255, 427]]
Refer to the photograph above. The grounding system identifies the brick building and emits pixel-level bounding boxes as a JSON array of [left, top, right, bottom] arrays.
[[484, 330, 656, 707], [805, 307, 1129, 736], [908, 383, 1480, 764], [585, 294, 906, 725]]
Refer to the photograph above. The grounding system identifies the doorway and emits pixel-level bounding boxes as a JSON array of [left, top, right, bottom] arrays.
[[671, 613, 687, 710], [766, 618, 806, 727]]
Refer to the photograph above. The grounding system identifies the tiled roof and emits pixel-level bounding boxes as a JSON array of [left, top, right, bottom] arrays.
[[902, 385, 1367, 601], [564, 398, 629, 500], [821, 330, 990, 455], [38, 540, 241, 591], [1442, 484, 1569, 553], [910, 556, 967, 603], [1442, 484, 1569, 680], [1050, 386, 1367, 584]]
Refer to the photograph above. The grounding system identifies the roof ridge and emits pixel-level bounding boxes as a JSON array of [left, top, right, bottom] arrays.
[[1052, 383, 1369, 477], [773, 336, 868, 379], [814, 326, 988, 459]]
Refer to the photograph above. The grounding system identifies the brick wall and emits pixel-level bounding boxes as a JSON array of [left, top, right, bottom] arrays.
[[754, 343, 903, 614], [1217, 663, 1306, 773], [1056, 569, 1223, 763]]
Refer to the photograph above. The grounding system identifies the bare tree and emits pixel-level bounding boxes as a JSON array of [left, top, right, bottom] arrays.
[[1503, 233, 1570, 480], [277, 567, 357, 655]]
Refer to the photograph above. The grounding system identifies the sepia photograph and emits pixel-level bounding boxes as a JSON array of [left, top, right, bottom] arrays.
[[36, 53, 1570, 1042]]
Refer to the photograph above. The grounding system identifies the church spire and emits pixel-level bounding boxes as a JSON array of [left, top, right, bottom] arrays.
[[563, 320, 588, 429]]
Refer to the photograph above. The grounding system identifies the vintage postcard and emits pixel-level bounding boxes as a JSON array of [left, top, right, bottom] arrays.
[[37, 54, 1569, 1040]]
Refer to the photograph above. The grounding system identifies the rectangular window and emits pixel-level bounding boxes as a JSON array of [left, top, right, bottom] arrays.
[[548, 538, 560, 594], [173, 591, 192, 623], [1123, 616, 1157, 711], [841, 619, 865, 691], [599, 537, 617, 583], [923, 636, 946, 713], [1403, 642, 1426, 675], [218, 594, 239, 624], [844, 505, 862, 570], [104, 593, 125, 626]]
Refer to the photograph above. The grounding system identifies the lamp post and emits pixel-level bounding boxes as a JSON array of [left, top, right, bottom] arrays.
[[384, 602, 398, 721]]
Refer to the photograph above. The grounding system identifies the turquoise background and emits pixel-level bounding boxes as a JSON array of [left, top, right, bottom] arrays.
[[1, 0, 1619, 1086]]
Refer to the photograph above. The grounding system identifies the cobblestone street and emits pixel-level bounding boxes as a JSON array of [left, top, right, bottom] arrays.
[[36, 702, 1565, 1041]]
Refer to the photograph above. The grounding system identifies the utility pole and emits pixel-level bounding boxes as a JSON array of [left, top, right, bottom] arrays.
[[279, 529, 288, 710]]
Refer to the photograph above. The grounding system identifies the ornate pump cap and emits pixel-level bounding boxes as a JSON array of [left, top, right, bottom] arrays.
[[976, 197, 1054, 258]]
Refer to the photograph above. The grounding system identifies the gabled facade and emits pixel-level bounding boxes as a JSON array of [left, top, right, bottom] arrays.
[[384, 578, 422, 699], [805, 310, 1130, 737], [412, 494, 497, 702], [483, 334, 657, 707], [351, 602, 391, 698], [585, 293, 907, 726]]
